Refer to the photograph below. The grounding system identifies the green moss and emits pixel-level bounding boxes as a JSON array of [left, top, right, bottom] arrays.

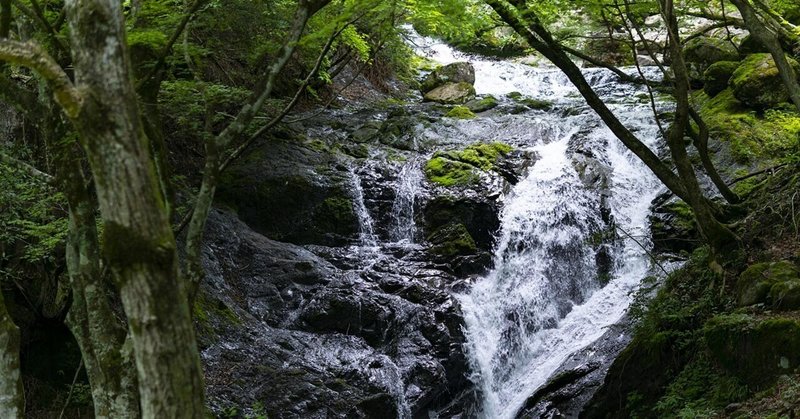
[[736, 261, 800, 307], [426, 222, 477, 256], [445, 105, 476, 119], [315, 196, 357, 234], [695, 89, 800, 163], [466, 95, 499, 112], [703, 60, 740, 97], [194, 292, 242, 338], [424, 157, 479, 186], [730, 53, 800, 109], [424, 142, 513, 186]]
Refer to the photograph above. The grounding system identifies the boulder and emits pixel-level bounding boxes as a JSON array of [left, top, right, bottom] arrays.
[[420, 62, 475, 93], [423, 82, 476, 105], [735, 260, 800, 309], [465, 95, 498, 113], [704, 314, 800, 388], [703, 60, 740, 97], [737, 34, 768, 56], [217, 134, 359, 246], [683, 36, 739, 70], [683, 36, 738, 83], [730, 53, 800, 110]]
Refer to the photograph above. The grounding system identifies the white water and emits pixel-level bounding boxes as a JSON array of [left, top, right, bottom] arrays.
[[390, 158, 425, 243], [412, 33, 667, 418], [349, 166, 379, 247]]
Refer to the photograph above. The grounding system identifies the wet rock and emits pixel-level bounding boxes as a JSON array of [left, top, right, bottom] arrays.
[[649, 194, 699, 255], [465, 95, 499, 113], [420, 62, 476, 94], [217, 134, 359, 246], [737, 34, 768, 56], [730, 53, 800, 110], [199, 209, 476, 417], [423, 82, 476, 105]]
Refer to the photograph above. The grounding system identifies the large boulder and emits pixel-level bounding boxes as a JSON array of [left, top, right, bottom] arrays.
[[217, 132, 359, 246], [730, 53, 800, 110], [683, 36, 739, 69], [703, 60, 740, 97], [420, 62, 475, 93], [423, 82, 476, 105], [683, 36, 738, 83]]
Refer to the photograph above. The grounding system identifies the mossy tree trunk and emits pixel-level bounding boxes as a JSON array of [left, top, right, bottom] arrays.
[[0, 290, 23, 418], [63, 0, 206, 416]]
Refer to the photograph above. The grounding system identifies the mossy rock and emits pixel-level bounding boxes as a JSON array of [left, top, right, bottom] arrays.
[[424, 157, 480, 186], [423, 82, 476, 104], [465, 95, 499, 113], [445, 105, 476, 119], [424, 142, 513, 187], [737, 35, 768, 56], [423, 195, 500, 251], [736, 261, 800, 307], [730, 53, 800, 110], [683, 36, 739, 70], [420, 62, 475, 93], [426, 222, 478, 257], [704, 315, 800, 388], [703, 61, 740, 97], [695, 89, 800, 163], [505, 91, 553, 110]]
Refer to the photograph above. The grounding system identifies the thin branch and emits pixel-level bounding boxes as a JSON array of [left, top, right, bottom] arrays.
[[727, 163, 790, 186], [1, 150, 54, 182]]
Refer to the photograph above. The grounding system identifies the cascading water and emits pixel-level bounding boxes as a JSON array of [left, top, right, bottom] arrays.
[[412, 33, 668, 418], [390, 158, 425, 243], [348, 166, 379, 247]]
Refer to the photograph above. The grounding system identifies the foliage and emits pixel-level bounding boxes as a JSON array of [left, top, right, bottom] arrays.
[[0, 163, 68, 266]]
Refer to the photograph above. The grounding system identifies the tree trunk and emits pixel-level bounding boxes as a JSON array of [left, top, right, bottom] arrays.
[[63, 0, 205, 416], [731, 0, 800, 113], [659, 0, 742, 258], [0, 290, 24, 418]]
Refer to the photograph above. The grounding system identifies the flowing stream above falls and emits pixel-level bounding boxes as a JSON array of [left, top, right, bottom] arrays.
[[411, 35, 670, 418]]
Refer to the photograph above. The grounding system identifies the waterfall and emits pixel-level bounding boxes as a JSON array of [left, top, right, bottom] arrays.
[[409, 31, 668, 418], [349, 166, 378, 247], [390, 158, 425, 244]]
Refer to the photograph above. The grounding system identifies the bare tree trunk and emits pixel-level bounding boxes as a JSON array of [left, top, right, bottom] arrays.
[[731, 0, 800, 113], [63, 0, 205, 416], [0, 290, 24, 418]]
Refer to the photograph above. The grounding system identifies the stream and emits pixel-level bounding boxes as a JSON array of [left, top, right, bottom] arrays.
[[411, 35, 668, 418]]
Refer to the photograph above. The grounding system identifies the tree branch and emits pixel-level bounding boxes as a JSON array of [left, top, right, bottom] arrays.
[[0, 40, 82, 117]]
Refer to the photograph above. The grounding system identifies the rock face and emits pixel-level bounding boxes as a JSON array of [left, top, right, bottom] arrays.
[[730, 53, 800, 109], [420, 62, 476, 93], [198, 209, 475, 417], [423, 82, 476, 104]]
